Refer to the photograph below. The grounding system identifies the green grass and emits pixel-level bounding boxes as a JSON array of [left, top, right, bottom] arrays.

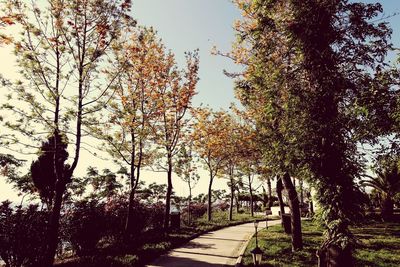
[[242, 220, 400, 267], [353, 221, 400, 267]]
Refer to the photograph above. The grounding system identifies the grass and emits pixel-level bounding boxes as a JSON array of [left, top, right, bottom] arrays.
[[56, 210, 267, 267], [242, 219, 400, 267]]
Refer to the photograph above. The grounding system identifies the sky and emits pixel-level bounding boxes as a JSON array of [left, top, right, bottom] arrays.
[[1, 0, 400, 203], [133, 0, 243, 109]]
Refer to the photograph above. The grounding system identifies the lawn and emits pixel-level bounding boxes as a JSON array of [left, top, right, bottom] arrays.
[[242, 219, 400, 267]]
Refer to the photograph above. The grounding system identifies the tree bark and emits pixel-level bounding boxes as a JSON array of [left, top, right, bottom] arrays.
[[124, 189, 135, 240], [299, 177, 304, 206], [125, 146, 137, 240], [44, 177, 68, 267], [276, 175, 285, 224], [207, 174, 214, 221], [282, 172, 303, 251], [164, 159, 173, 230], [229, 178, 234, 221], [267, 176, 273, 208], [248, 174, 254, 217], [381, 196, 394, 221], [188, 185, 192, 225]]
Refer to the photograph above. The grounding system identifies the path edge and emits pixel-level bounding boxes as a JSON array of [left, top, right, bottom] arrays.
[[234, 230, 255, 267]]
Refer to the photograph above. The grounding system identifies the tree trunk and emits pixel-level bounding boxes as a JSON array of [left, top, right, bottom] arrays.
[[276, 176, 285, 224], [235, 195, 239, 213], [164, 161, 173, 230], [44, 178, 68, 267], [229, 179, 234, 221], [381, 196, 394, 221], [235, 187, 240, 213], [124, 157, 136, 241], [188, 186, 192, 225], [267, 177, 273, 208], [282, 172, 303, 251], [207, 175, 214, 221], [317, 243, 353, 267], [309, 199, 314, 216], [248, 174, 254, 217], [124, 189, 135, 240], [299, 177, 304, 206]]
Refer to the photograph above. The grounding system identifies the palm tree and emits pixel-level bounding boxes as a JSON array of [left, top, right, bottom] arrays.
[[361, 157, 400, 221]]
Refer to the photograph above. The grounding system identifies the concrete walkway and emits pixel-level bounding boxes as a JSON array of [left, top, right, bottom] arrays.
[[146, 219, 281, 267]]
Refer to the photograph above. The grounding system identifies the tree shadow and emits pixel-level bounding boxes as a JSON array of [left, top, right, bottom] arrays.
[[196, 236, 248, 242], [147, 254, 237, 267], [182, 241, 216, 249]]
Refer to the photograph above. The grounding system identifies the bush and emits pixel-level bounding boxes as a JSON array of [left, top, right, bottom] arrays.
[[147, 202, 164, 230], [215, 201, 229, 211], [112, 254, 139, 266], [187, 202, 207, 220], [104, 196, 129, 242], [0, 201, 48, 267], [64, 199, 107, 256]]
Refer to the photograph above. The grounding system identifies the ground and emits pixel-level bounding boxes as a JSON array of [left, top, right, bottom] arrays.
[[241, 219, 400, 267]]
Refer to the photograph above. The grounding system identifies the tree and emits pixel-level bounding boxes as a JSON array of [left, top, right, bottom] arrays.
[[281, 172, 303, 250], [1, 0, 133, 264], [0, 201, 48, 267], [176, 143, 200, 225], [84, 167, 122, 201], [232, 0, 393, 262], [152, 50, 199, 229], [30, 132, 69, 210], [258, 167, 274, 209], [235, 113, 262, 218], [361, 155, 400, 221], [217, 111, 240, 220], [0, 9, 18, 45], [192, 108, 230, 221], [91, 27, 166, 239], [0, 153, 22, 179]]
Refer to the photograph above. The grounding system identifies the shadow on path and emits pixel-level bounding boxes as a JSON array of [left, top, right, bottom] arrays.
[[148, 255, 233, 267], [196, 236, 248, 242], [184, 241, 215, 249], [173, 250, 237, 259]]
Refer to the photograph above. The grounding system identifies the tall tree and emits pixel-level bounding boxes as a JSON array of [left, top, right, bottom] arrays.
[[91, 27, 164, 239], [176, 143, 200, 225], [1, 1, 133, 264], [232, 0, 393, 262], [361, 154, 400, 221], [153, 50, 199, 229], [192, 108, 230, 221]]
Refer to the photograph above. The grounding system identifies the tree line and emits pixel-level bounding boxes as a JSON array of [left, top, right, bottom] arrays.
[[0, 0, 400, 267]]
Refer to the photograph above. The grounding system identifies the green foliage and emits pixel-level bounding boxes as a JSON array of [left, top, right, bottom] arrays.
[[30, 131, 69, 208], [233, 0, 396, 251], [0, 201, 48, 267], [361, 154, 400, 220], [64, 199, 107, 256], [84, 167, 123, 200]]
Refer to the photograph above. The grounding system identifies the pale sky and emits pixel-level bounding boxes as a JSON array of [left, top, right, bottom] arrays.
[[1, 0, 400, 203]]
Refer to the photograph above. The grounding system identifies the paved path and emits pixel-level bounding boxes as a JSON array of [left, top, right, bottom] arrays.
[[146, 219, 281, 267]]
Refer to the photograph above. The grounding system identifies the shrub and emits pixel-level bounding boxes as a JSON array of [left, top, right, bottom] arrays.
[[112, 254, 139, 267], [0, 201, 48, 267], [215, 201, 229, 211], [187, 202, 207, 220], [103, 196, 151, 241], [104, 196, 129, 242], [64, 199, 107, 256], [147, 202, 164, 230]]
